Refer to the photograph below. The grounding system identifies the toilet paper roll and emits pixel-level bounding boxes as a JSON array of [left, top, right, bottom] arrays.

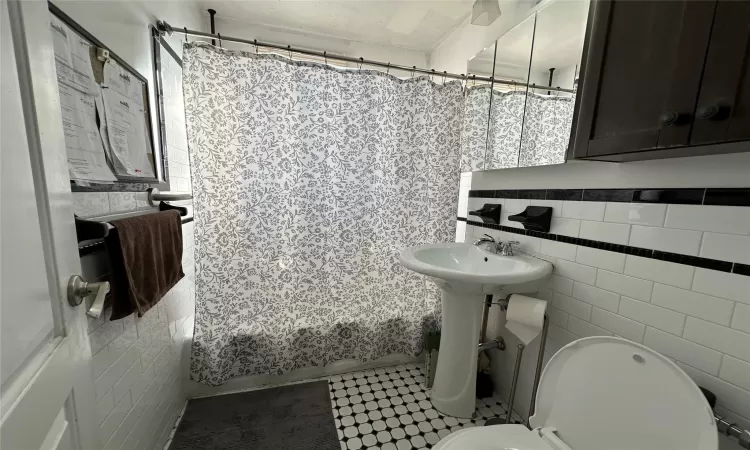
[[505, 294, 547, 345]]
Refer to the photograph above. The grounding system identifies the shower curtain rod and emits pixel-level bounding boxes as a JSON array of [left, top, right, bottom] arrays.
[[156, 20, 576, 94]]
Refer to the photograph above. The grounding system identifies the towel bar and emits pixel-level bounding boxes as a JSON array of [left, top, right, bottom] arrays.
[[147, 187, 192, 206]]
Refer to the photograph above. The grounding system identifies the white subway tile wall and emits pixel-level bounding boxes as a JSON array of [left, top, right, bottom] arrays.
[[464, 197, 750, 426], [72, 49, 194, 450], [81, 220, 195, 450], [603, 202, 667, 227], [700, 232, 750, 265], [579, 220, 631, 245], [560, 201, 606, 221]]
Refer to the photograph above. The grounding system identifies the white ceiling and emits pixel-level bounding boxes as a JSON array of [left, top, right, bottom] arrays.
[[494, 0, 589, 71], [200, 1, 475, 52]]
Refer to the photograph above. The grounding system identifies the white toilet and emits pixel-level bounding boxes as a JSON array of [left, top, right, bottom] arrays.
[[434, 336, 718, 450]]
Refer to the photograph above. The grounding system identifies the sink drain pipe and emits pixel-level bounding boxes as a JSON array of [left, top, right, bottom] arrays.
[[478, 294, 551, 425], [478, 295, 506, 352]]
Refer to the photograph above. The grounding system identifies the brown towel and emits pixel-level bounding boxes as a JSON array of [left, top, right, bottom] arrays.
[[106, 210, 184, 320]]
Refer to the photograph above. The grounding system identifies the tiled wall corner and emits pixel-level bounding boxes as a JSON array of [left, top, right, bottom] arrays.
[[464, 197, 750, 431], [82, 220, 195, 450]]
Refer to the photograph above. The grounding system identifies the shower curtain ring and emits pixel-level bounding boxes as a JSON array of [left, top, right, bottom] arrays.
[[217, 33, 222, 47], [184, 27, 188, 42], [324, 51, 327, 65], [430, 68, 435, 81], [443, 71, 447, 84], [254, 39, 258, 54], [386, 62, 390, 75], [359, 57, 363, 71], [411, 66, 416, 78], [287, 45, 292, 60]]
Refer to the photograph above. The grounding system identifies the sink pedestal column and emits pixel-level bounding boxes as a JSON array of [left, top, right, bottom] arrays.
[[431, 288, 484, 418]]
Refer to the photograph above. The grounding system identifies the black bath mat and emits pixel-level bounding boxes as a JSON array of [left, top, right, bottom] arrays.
[[170, 380, 340, 450]]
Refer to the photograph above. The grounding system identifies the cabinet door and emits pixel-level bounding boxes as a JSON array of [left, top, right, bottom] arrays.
[[572, 0, 716, 159], [690, 0, 750, 145]]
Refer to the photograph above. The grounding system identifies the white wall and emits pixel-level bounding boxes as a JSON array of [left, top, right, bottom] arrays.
[[466, 152, 750, 450], [54, 2, 203, 448], [214, 17, 430, 78], [466, 198, 750, 445], [78, 218, 195, 450], [429, 0, 546, 74]]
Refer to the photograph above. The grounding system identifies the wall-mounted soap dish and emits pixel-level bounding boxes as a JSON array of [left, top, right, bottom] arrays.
[[469, 203, 502, 225], [508, 206, 552, 232]]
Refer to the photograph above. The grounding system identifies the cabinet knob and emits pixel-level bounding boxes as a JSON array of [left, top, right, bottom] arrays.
[[659, 111, 690, 126], [696, 103, 730, 121]]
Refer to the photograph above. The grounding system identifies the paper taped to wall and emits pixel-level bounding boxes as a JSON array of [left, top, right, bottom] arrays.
[[59, 83, 117, 182], [50, 15, 97, 95], [101, 64, 154, 178], [104, 61, 144, 109]]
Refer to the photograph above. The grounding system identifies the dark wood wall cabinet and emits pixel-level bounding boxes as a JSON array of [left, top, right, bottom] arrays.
[[571, 0, 750, 162]]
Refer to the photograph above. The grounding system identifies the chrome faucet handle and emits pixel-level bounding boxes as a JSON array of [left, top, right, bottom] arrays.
[[500, 241, 520, 256], [474, 234, 501, 254]]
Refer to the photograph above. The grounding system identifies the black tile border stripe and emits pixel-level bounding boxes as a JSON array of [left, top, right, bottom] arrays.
[[461, 218, 749, 277], [468, 187, 750, 207]]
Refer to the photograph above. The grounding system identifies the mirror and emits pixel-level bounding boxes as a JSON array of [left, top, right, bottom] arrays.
[[485, 14, 536, 170], [520, 0, 589, 167], [464, 0, 591, 172], [461, 44, 495, 172]]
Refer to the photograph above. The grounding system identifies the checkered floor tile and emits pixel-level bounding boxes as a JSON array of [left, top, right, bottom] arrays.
[[329, 363, 519, 450]]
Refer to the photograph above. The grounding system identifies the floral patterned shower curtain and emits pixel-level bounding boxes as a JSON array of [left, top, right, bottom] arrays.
[[182, 43, 464, 386]]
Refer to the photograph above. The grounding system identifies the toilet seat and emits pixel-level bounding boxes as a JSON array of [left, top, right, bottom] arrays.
[[433, 337, 718, 450], [434, 424, 554, 450]]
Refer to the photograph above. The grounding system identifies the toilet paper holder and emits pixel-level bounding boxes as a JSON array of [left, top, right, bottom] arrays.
[[480, 294, 550, 426]]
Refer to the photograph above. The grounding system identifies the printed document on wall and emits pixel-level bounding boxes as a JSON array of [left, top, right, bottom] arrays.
[[59, 84, 117, 182], [50, 14, 97, 95], [101, 62, 154, 178], [95, 92, 129, 177]]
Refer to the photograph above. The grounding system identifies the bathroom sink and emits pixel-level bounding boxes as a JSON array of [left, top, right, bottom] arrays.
[[399, 242, 552, 419], [399, 242, 552, 294]]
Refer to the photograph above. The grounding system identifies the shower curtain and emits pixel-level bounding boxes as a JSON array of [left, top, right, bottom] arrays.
[[486, 91, 527, 169], [518, 94, 575, 167], [460, 85, 492, 172], [485, 90, 575, 169], [182, 43, 464, 386]]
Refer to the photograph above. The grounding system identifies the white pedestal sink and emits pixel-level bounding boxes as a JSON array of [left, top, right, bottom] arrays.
[[399, 242, 552, 418]]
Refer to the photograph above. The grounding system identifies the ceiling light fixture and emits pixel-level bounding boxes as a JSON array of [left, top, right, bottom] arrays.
[[471, 0, 502, 26]]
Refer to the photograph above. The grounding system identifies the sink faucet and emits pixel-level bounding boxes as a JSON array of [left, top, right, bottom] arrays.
[[474, 234, 501, 254], [499, 241, 520, 256]]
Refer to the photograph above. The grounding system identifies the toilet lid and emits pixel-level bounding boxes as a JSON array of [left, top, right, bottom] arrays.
[[529, 337, 717, 450]]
